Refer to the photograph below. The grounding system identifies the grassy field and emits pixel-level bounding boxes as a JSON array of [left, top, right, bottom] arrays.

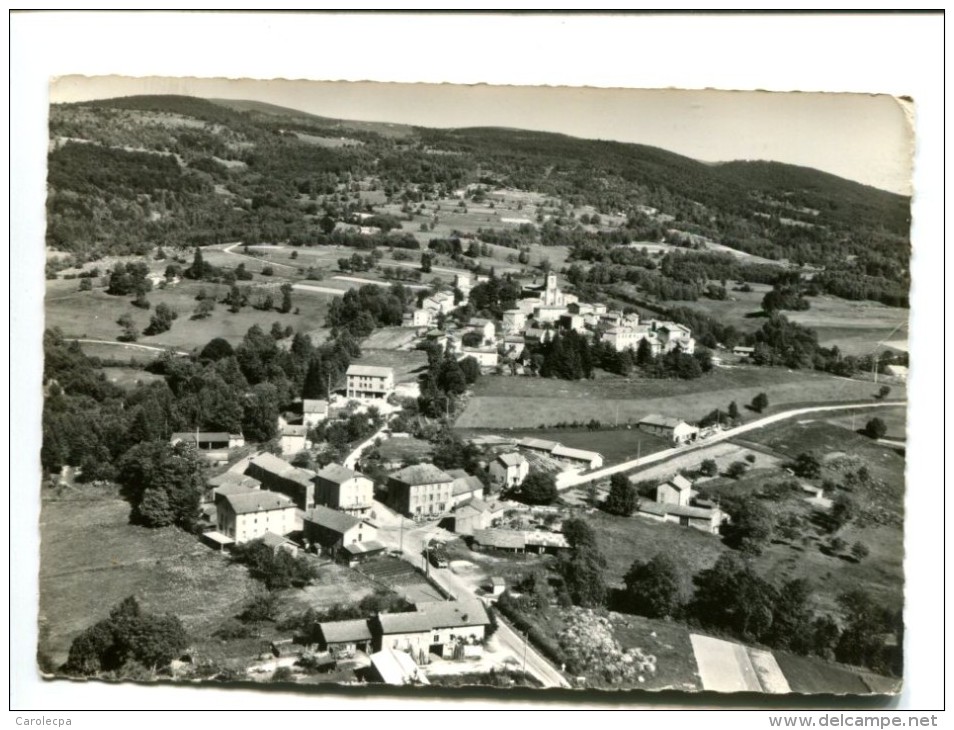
[[357, 348, 428, 385], [456, 427, 672, 466], [609, 613, 702, 692], [99, 366, 166, 390], [820, 405, 907, 441], [361, 326, 419, 350], [39, 493, 257, 667], [456, 368, 904, 429], [376, 436, 435, 463], [46, 279, 335, 351], [772, 652, 873, 694]]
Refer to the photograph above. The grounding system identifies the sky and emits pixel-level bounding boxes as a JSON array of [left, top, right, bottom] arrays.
[[50, 76, 914, 196]]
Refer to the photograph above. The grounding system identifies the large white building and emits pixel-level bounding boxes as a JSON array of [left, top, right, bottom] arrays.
[[214, 488, 297, 545], [314, 463, 375, 516], [345, 364, 395, 403]]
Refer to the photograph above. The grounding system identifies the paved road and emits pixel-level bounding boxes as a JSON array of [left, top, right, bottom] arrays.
[[557, 400, 908, 489], [68, 338, 190, 356], [493, 614, 572, 688]]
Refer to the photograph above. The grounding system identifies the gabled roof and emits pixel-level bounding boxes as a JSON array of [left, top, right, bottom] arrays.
[[320, 619, 373, 644], [347, 364, 394, 378], [221, 489, 294, 515], [342, 540, 386, 556], [551, 445, 602, 462], [518, 437, 560, 453], [282, 425, 308, 437], [469, 318, 494, 327], [377, 601, 490, 635], [639, 501, 721, 520], [455, 497, 490, 516], [388, 464, 453, 486], [377, 611, 434, 634], [667, 474, 693, 491], [208, 472, 261, 491], [445, 469, 469, 479], [473, 528, 526, 550], [370, 648, 429, 686], [303, 399, 328, 413], [496, 452, 527, 468], [452, 475, 484, 497], [260, 531, 295, 549], [304, 505, 362, 534], [171, 431, 232, 444], [316, 463, 364, 485], [638, 414, 689, 429], [246, 452, 317, 488]]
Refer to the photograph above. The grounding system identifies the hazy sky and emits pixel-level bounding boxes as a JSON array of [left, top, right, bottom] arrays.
[[51, 76, 914, 195]]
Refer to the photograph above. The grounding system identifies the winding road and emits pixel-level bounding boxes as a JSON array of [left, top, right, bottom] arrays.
[[67, 338, 190, 356]]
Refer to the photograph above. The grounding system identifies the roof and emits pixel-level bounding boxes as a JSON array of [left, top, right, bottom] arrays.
[[452, 475, 484, 497], [377, 611, 434, 634], [473, 528, 526, 550], [260, 531, 294, 549], [455, 497, 490, 516], [171, 431, 231, 444], [490, 576, 507, 586], [221, 489, 294, 515], [469, 317, 493, 326], [320, 619, 373, 644], [208, 472, 261, 491], [370, 648, 429, 686], [552, 445, 603, 462], [304, 505, 362, 534], [518, 437, 560, 453], [346, 364, 394, 378], [377, 601, 490, 635], [639, 501, 720, 520], [524, 530, 570, 549], [282, 425, 308, 437], [664, 474, 693, 491], [246, 452, 317, 488], [303, 399, 329, 413], [342, 540, 386, 556], [496, 452, 527, 468], [638, 414, 689, 430], [316, 463, 363, 485], [388, 464, 454, 486]]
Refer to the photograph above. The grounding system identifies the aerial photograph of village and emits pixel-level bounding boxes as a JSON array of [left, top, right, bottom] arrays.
[[35, 77, 912, 699]]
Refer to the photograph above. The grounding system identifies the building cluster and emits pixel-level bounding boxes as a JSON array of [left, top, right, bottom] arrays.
[[398, 272, 696, 375], [633, 473, 727, 534]]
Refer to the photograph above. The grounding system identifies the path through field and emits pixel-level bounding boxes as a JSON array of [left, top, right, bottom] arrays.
[[690, 635, 762, 693], [67, 338, 190, 356]]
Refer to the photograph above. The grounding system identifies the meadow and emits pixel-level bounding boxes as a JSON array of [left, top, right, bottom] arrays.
[[456, 367, 903, 429]]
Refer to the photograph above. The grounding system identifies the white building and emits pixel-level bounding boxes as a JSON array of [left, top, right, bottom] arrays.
[[501, 309, 527, 335], [314, 463, 375, 516], [303, 399, 329, 429], [280, 424, 308, 455], [346, 364, 395, 403], [468, 318, 496, 345], [422, 291, 456, 314], [215, 488, 297, 545], [402, 308, 434, 328], [638, 414, 699, 444], [461, 347, 499, 369], [489, 452, 529, 489]]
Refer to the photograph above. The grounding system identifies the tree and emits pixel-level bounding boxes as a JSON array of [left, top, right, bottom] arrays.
[[192, 298, 215, 320], [623, 553, 685, 618], [63, 596, 189, 676], [722, 497, 775, 555], [144, 303, 177, 336], [727, 401, 740, 420], [830, 493, 857, 531], [689, 553, 777, 643], [725, 460, 749, 479], [877, 385, 892, 400], [420, 252, 433, 273], [243, 383, 280, 442], [792, 452, 822, 479], [240, 587, 280, 622], [279, 283, 293, 314], [185, 246, 211, 280], [750, 392, 769, 413], [558, 518, 607, 608], [562, 517, 598, 551], [199, 337, 234, 362], [519, 470, 557, 505], [226, 284, 245, 313], [319, 214, 336, 234], [116, 441, 206, 528], [79, 277, 92, 291], [851, 541, 870, 562], [117, 313, 139, 342], [864, 417, 888, 440], [699, 458, 718, 477], [635, 338, 655, 367], [604, 473, 639, 516]]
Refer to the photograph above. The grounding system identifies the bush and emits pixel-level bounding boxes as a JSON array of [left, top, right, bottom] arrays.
[[864, 417, 888, 440]]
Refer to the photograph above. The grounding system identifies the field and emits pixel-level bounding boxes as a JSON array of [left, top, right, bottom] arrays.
[[456, 367, 905, 429], [39, 493, 257, 667], [820, 405, 907, 441], [357, 348, 428, 385], [45, 279, 335, 352], [357, 555, 445, 604], [99, 366, 166, 390], [456, 427, 672, 466], [376, 436, 435, 463]]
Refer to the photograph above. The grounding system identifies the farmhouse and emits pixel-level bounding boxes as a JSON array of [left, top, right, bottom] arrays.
[[386, 464, 455, 518], [303, 505, 380, 560], [656, 474, 694, 506], [551, 444, 604, 470], [369, 648, 429, 686], [603, 326, 658, 354], [422, 291, 456, 315], [375, 601, 490, 660], [733, 346, 755, 358], [314, 463, 375, 516], [637, 414, 699, 445], [319, 619, 374, 657], [170, 431, 245, 464], [446, 469, 485, 508], [559, 313, 586, 334], [207, 471, 261, 499], [656, 322, 696, 354], [244, 452, 317, 510], [302, 399, 329, 429], [489, 452, 529, 489], [402, 308, 433, 328], [213, 488, 297, 545], [260, 530, 299, 556], [346, 364, 395, 403], [636, 501, 725, 535], [450, 498, 494, 536], [460, 346, 498, 369], [472, 528, 569, 555], [279, 424, 308, 455], [885, 364, 908, 382]]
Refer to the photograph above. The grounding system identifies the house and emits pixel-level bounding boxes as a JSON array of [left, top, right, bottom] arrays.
[[637, 414, 699, 445], [636, 501, 725, 535], [502, 335, 526, 358], [656, 322, 696, 354], [733, 346, 756, 358], [302, 399, 329, 429], [319, 619, 373, 657], [245, 452, 317, 510], [524, 530, 570, 554], [303, 505, 379, 560], [446, 469, 485, 508], [656, 474, 693, 506], [369, 648, 430, 686], [207, 471, 261, 500], [559, 313, 586, 333], [501, 309, 527, 335], [314, 463, 375, 516], [402, 308, 433, 328], [170, 431, 245, 464], [345, 364, 395, 403], [489, 452, 529, 489], [213, 488, 297, 545], [551, 445, 604, 470], [422, 291, 456, 315], [375, 601, 490, 660], [488, 577, 507, 596], [280, 424, 308, 455], [460, 346, 498, 369], [603, 326, 659, 354], [518, 437, 562, 455], [885, 364, 908, 382], [386, 464, 455, 518], [450, 498, 494, 536], [472, 528, 527, 553], [260, 530, 299, 556], [534, 305, 568, 323], [524, 326, 554, 344], [468, 318, 496, 345]]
